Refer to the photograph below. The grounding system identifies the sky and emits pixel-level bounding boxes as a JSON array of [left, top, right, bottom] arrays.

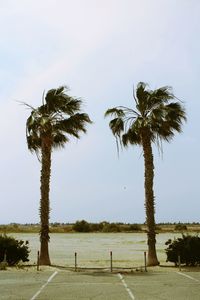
[[0, 0, 199, 224]]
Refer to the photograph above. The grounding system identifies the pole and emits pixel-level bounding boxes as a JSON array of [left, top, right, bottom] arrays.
[[37, 251, 40, 271], [3, 251, 7, 262], [144, 251, 147, 272], [178, 255, 181, 271], [75, 252, 77, 272], [110, 251, 113, 272]]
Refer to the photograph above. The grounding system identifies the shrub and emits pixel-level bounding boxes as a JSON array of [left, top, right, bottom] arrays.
[[102, 223, 121, 232], [174, 223, 187, 231], [73, 220, 91, 232], [129, 224, 142, 231], [0, 234, 30, 266], [165, 234, 200, 266], [89, 223, 102, 232]]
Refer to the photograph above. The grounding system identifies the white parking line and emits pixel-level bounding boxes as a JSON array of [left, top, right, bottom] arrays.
[[117, 273, 135, 300], [30, 271, 58, 300], [176, 272, 199, 283]]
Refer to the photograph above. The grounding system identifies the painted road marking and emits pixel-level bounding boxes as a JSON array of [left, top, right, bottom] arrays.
[[30, 271, 58, 300], [177, 272, 199, 283], [117, 273, 135, 300]]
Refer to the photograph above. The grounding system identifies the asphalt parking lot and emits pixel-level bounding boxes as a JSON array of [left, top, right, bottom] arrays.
[[0, 266, 200, 299]]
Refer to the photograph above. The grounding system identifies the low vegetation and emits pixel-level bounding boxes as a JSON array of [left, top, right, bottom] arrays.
[[165, 234, 200, 266], [0, 234, 30, 266], [174, 223, 187, 231], [0, 222, 199, 234]]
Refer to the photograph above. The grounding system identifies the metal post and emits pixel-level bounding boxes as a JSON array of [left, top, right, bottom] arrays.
[[75, 252, 77, 272], [37, 251, 40, 271], [3, 251, 7, 262], [178, 255, 181, 271], [144, 251, 147, 272], [110, 251, 113, 272]]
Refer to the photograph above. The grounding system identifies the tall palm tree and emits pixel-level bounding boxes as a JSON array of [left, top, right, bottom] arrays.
[[26, 86, 92, 265], [105, 82, 186, 266]]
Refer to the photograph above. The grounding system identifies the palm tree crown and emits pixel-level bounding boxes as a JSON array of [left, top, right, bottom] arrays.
[[26, 86, 92, 156], [105, 82, 186, 148]]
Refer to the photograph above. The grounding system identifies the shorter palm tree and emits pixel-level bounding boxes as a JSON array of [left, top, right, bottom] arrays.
[[105, 82, 186, 266], [25, 86, 92, 265]]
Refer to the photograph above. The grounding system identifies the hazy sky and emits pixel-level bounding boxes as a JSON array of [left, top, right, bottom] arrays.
[[0, 0, 199, 224]]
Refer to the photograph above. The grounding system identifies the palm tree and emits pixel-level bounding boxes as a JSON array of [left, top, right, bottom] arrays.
[[25, 86, 92, 265], [105, 82, 186, 266]]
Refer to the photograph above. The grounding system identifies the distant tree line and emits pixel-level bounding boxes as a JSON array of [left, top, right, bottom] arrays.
[[1, 221, 199, 233]]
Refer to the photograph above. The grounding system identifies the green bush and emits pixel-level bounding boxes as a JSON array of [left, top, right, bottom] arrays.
[[89, 223, 102, 232], [174, 223, 187, 231], [0, 234, 30, 266], [165, 234, 200, 266], [73, 220, 91, 232]]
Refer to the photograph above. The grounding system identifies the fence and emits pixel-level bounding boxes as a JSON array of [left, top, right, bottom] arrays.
[[36, 250, 148, 273]]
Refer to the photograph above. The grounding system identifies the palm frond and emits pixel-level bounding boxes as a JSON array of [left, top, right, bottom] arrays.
[[17, 100, 36, 111], [52, 132, 69, 149], [132, 84, 138, 105], [146, 86, 174, 113], [61, 98, 82, 115], [27, 134, 41, 152], [118, 106, 139, 116], [109, 117, 124, 137], [122, 127, 141, 147], [45, 86, 81, 114], [55, 113, 91, 141], [135, 82, 150, 116], [104, 107, 125, 118]]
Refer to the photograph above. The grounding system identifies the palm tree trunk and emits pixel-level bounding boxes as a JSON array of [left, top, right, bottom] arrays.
[[142, 131, 159, 266], [39, 137, 51, 265]]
